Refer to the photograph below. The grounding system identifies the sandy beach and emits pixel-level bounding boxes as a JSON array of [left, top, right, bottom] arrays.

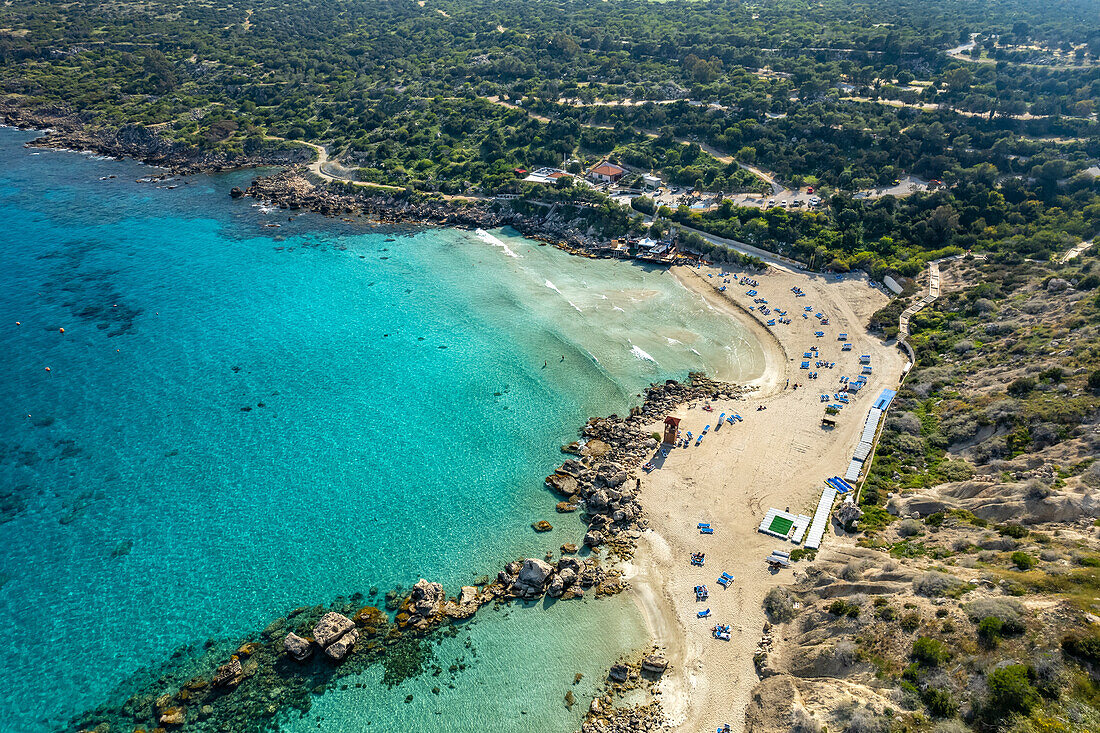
[[624, 260, 906, 732]]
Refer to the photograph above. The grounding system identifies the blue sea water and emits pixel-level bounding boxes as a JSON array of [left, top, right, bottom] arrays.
[[0, 127, 763, 732]]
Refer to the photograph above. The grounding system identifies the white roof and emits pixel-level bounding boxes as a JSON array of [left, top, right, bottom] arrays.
[[805, 487, 838, 550], [844, 459, 863, 482], [853, 441, 873, 461]]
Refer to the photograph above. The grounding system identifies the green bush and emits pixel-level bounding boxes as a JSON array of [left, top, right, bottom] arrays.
[[999, 523, 1029, 539], [986, 664, 1040, 716], [900, 612, 922, 632], [1011, 551, 1038, 570], [922, 686, 958, 718], [912, 636, 948, 666], [1062, 630, 1100, 664], [828, 599, 861, 618], [978, 616, 1003, 646]]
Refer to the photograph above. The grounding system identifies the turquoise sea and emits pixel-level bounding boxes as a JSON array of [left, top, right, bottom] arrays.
[[0, 127, 764, 732]]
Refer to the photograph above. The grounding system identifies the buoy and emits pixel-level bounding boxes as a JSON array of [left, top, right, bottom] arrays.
[[45, 367, 51, 372], [59, 327, 65, 333], [15, 322, 20, 325]]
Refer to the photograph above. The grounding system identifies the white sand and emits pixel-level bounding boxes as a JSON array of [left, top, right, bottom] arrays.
[[625, 261, 905, 731]]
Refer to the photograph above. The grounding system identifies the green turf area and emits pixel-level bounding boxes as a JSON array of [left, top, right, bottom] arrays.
[[769, 516, 794, 536]]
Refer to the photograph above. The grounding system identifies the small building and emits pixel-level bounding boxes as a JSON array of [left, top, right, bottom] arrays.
[[588, 162, 625, 183], [524, 167, 571, 185], [662, 416, 681, 445], [641, 174, 662, 190]]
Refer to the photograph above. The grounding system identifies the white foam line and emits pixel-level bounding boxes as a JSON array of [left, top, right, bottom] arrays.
[[475, 228, 519, 258], [631, 345, 658, 364], [545, 279, 562, 294]]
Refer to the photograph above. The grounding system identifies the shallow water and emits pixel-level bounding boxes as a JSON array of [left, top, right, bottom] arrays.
[[0, 127, 763, 732]]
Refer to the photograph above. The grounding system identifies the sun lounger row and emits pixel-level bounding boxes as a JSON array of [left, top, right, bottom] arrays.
[[717, 572, 734, 587]]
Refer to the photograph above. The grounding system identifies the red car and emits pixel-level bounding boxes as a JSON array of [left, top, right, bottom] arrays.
[[806, 186, 814, 194]]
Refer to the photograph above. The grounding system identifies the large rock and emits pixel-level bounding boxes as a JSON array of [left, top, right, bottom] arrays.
[[641, 654, 668, 674], [313, 612, 355, 648], [283, 632, 312, 662], [546, 473, 579, 497], [518, 558, 553, 586], [584, 530, 604, 547], [609, 663, 630, 682], [410, 578, 445, 617], [324, 627, 359, 661], [588, 489, 609, 511], [546, 575, 566, 598], [445, 586, 481, 619]]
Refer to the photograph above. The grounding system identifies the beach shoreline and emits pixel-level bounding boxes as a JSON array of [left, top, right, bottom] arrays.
[[623, 260, 905, 731]]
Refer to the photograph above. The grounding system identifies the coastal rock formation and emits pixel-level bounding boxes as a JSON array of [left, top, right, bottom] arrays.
[[323, 628, 359, 661], [242, 171, 605, 253], [283, 632, 312, 662], [444, 586, 482, 619], [1, 102, 313, 175], [66, 376, 728, 733], [312, 612, 355, 648], [640, 654, 668, 674]]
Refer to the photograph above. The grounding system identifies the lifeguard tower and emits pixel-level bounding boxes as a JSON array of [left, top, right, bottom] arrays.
[[663, 416, 681, 446]]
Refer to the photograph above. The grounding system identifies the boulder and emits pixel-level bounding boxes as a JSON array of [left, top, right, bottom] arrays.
[[546, 575, 565, 598], [532, 520, 553, 532], [556, 501, 578, 513], [641, 654, 668, 674], [283, 632, 313, 662], [324, 627, 359, 661], [589, 489, 609, 510], [546, 473, 579, 497], [608, 664, 630, 682], [558, 568, 577, 588], [445, 586, 481, 619], [560, 543, 578, 554], [518, 558, 553, 586], [583, 530, 604, 547], [229, 186, 244, 198], [410, 578, 445, 617], [313, 612, 356, 648], [212, 657, 244, 688]]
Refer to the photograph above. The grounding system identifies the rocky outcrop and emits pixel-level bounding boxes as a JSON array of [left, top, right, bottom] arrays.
[[310, 612, 358, 662], [283, 632, 312, 662], [323, 628, 359, 661], [243, 171, 604, 252], [444, 586, 482, 619], [312, 612, 355, 648]]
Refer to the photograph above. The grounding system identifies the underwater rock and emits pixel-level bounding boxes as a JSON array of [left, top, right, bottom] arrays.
[[353, 605, 388, 633], [159, 706, 185, 725], [212, 657, 243, 688], [532, 520, 553, 532], [110, 539, 133, 558], [283, 632, 312, 662]]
